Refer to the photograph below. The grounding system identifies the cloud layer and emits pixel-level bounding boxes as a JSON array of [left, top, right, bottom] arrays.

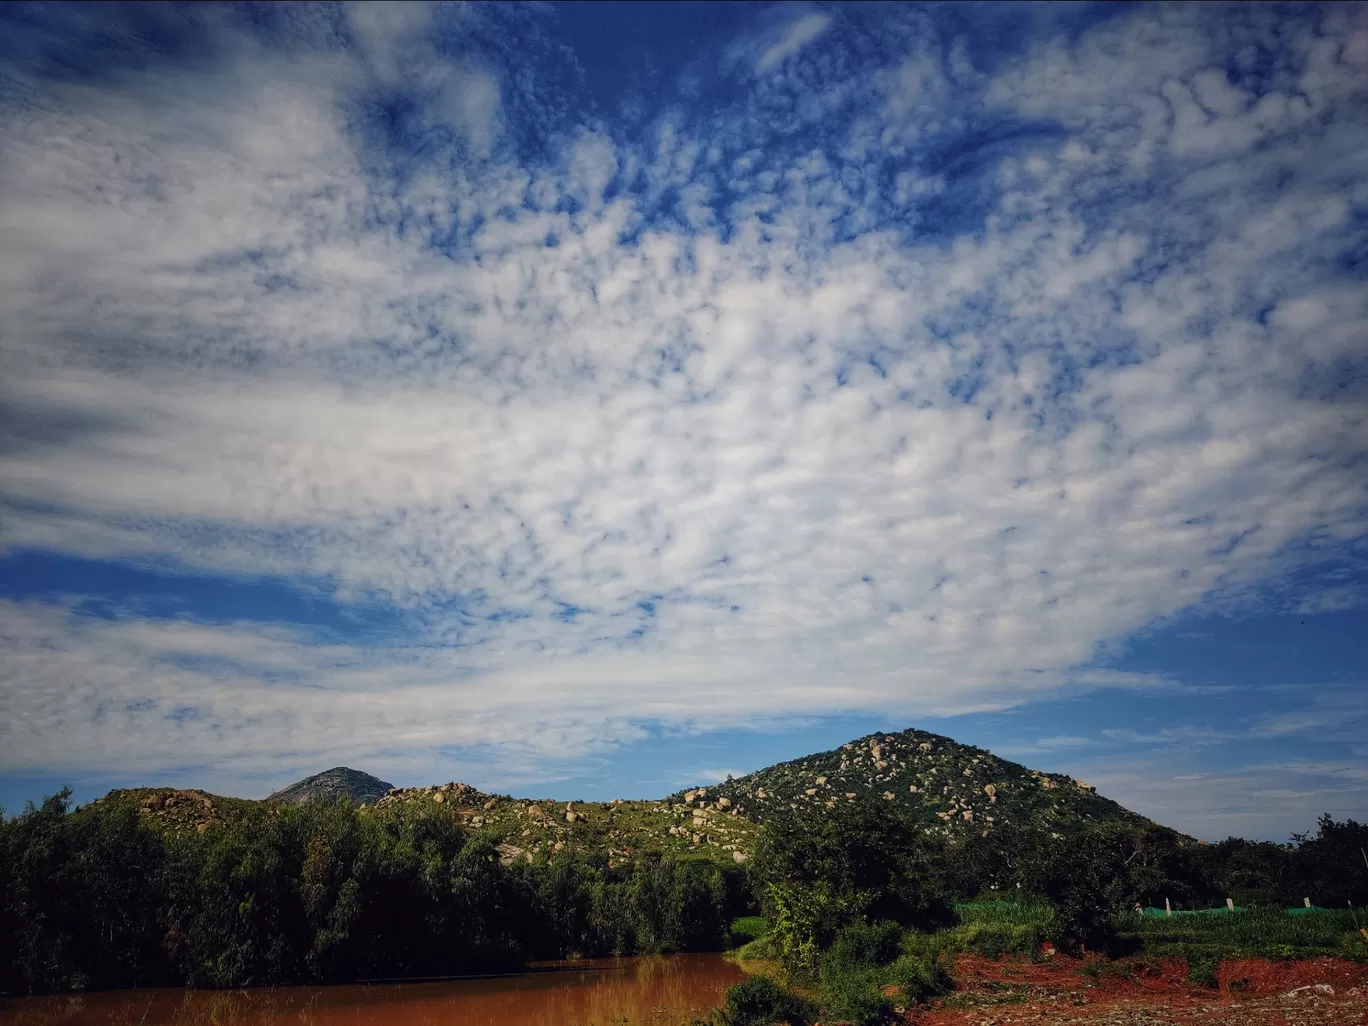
[[2, 3, 1367, 791]]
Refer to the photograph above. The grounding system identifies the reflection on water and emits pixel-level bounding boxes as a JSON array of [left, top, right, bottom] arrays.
[[0, 953, 746, 1026]]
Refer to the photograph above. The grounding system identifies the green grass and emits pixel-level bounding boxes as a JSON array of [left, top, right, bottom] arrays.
[[1120, 906, 1367, 961], [727, 916, 769, 949], [957, 902, 1055, 927]]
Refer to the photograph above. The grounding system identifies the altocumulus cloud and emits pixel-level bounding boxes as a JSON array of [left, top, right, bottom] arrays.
[[1, 3, 1367, 787]]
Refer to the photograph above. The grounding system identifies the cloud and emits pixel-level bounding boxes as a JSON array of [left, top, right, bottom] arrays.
[[1, 3, 1367, 789], [755, 12, 832, 75], [1075, 758, 1368, 842]]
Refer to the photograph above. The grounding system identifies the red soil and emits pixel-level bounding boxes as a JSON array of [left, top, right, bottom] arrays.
[[904, 953, 1368, 1025]]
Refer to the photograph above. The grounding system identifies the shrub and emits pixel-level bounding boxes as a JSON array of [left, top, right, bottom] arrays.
[[719, 975, 818, 1026], [825, 920, 903, 969], [1186, 952, 1220, 988], [819, 967, 895, 1026], [890, 952, 953, 1004]]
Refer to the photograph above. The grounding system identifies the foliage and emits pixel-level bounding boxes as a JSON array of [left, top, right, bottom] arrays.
[[1120, 906, 1367, 961], [1287, 815, 1368, 908], [810, 921, 949, 1026], [698, 975, 818, 1026], [726, 916, 769, 949], [890, 950, 953, 1005], [0, 791, 731, 994], [1186, 952, 1220, 988], [750, 797, 954, 978]]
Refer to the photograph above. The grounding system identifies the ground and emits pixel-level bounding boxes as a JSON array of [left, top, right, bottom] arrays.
[[909, 954, 1368, 1025]]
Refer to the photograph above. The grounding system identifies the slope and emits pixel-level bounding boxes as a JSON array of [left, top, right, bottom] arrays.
[[266, 766, 393, 806], [671, 727, 1152, 841]]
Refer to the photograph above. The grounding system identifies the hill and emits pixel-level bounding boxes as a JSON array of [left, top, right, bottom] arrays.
[[266, 766, 393, 806], [86, 727, 1157, 868], [671, 726, 1152, 841]]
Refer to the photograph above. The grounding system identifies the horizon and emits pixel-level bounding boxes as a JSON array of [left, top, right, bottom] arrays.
[[2, 1, 1366, 845]]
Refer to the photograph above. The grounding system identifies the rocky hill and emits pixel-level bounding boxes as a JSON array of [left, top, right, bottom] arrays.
[[87, 727, 1160, 869], [267, 767, 393, 806], [365, 781, 759, 869], [671, 727, 1151, 841]]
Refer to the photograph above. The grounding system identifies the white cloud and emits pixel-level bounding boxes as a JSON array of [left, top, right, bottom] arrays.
[[1, 4, 1366, 791], [756, 13, 832, 75]]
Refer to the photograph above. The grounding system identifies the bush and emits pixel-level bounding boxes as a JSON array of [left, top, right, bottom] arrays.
[[890, 952, 953, 1004], [825, 920, 903, 969], [819, 966, 895, 1026], [719, 975, 818, 1026], [1186, 952, 1220, 988], [815, 921, 908, 1026]]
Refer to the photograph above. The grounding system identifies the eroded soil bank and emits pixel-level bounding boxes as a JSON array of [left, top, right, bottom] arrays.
[[911, 953, 1367, 1025]]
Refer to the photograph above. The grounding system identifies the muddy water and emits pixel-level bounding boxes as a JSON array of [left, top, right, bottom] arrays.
[[0, 954, 747, 1026]]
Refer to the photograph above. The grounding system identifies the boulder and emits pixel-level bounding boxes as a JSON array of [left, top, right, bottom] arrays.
[[716, 797, 732, 808], [732, 850, 748, 863], [565, 811, 578, 824]]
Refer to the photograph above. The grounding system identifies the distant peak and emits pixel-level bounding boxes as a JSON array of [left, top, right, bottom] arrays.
[[268, 767, 394, 805]]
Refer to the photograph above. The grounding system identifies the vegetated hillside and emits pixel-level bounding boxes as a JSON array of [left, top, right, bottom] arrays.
[[84, 725, 1159, 868], [673, 727, 1155, 841], [267, 766, 393, 805], [92, 779, 759, 871], [362, 782, 760, 869], [85, 788, 259, 835]]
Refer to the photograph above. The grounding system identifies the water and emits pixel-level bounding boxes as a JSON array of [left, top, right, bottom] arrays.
[[0, 954, 747, 1026]]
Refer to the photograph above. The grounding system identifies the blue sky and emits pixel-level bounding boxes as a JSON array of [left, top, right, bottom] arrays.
[[1, 2, 1366, 842]]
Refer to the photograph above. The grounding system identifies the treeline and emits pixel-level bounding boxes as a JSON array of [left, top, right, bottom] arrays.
[[748, 801, 1368, 969], [4, 787, 1365, 997], [0, 790, 742, 995]]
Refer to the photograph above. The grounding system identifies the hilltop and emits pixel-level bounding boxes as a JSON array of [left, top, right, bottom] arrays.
[[266, 766, 392, 806], [672, 726, 1152, 841]]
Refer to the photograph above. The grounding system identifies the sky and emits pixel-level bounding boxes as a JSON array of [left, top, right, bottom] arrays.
[[1, 1, 1366, 843]]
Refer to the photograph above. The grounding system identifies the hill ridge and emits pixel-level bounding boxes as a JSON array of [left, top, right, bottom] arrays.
[[669, 726, 1150, 841]]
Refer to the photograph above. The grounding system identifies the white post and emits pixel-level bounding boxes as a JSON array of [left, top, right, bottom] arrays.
[[1165, 897, 1172, 917], [1226, 898, 1234, 912], [1304, 897, 1311, 908]]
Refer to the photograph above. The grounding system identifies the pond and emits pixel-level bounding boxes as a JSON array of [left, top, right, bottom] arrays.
[[0, 954, 747, 1026]]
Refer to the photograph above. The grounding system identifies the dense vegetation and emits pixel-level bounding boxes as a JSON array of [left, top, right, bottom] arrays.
[[697, 799, 1368, 1026], [0, 789, 743, 994], [3, 739, 1366, 1008]]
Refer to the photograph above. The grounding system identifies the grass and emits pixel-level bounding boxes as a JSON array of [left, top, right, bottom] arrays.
[[727, 916, 769, 949], [957, 901, 1055, 927], [893, 903, 1056, 961], [1119, 906, 1368, 961]]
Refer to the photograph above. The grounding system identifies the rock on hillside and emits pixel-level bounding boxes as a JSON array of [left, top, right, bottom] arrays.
[[370, 782, 759, 869], [672, 727, 1152, 841], [268, 767, 394, 806]]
